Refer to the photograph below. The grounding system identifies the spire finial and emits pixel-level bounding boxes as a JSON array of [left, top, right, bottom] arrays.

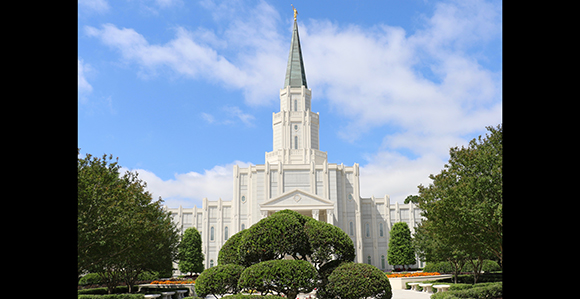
[[291, 4, 298, 21]]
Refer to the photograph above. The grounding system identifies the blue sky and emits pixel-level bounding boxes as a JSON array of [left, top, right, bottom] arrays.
[[78, 0, 502, 208]]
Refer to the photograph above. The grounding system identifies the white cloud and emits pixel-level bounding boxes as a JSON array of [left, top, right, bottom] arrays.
[[223, 106, 255, 126], [78, 58, 93, 102], [300, 1, 501, 138], [201, 106, 255, 126], [201, 112, 216, 124], [84, 1, 286, 105], [154, 0, 183, 8], [78, 0, 110, 13], [359, 152, 444, 203], [122, 161, 252, 208]]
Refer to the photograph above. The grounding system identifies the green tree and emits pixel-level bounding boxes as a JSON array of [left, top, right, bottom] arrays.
[[238, 211, 311, 266], [238, 259, 317, 299], [417, 124, 502, 275], [387, 222, 416, 269], [325, 262, 392, 299], [412, 222, 467, 283], [178, 227, 205, 275], [78, 150, 180, 293], [403, 195, 420, 204]]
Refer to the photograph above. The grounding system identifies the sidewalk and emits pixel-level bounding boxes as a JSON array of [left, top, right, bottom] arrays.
[[294, 289, 433, 299], [392, 289, 433, 299], [205, 289, 434, 299]]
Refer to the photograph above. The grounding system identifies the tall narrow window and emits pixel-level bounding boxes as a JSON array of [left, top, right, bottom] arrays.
[[381, 255, 385, 269], [210, 260, 214, 267], [349, 222, 354, 235], [366, 223, 370, 237], [294, 99, 297, 111], [294, 136, 298, 149], [379, 223, 384, 237], [367, 256, 371, 264], [224, 226, 229, 240], [241, 223, 245, 230], [210, 226, 214, 241]]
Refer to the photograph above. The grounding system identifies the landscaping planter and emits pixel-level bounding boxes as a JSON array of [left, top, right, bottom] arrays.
[[387, 274, 453, 290], [136, 284, 196, 298]]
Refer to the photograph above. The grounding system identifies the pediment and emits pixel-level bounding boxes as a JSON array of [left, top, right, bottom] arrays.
[[260, 189, 334, 210]]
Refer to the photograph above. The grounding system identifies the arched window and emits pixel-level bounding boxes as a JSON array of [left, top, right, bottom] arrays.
[[210, 259, 214, 267], [294, 136, 298, 149], [210, 226, 214, 241], [349, 222, 354, 235], [224, 226, 229, 240], [241, 223, 245, 230], [365, 223, 370, 237], [367, 256, 371, 264], [379, 223, 384, 237], [381, 255, 385, 269]]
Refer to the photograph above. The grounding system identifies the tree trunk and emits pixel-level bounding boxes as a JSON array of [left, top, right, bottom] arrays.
[[287, 290, 298, 299]]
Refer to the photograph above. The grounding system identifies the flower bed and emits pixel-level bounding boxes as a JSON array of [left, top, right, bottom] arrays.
[[150, 280, 195, 285], [386, 272, 440, 278]]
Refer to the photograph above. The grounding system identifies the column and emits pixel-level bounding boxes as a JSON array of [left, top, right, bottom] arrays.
[[312, 209, 319, 221], [326, 208, 334, 225]]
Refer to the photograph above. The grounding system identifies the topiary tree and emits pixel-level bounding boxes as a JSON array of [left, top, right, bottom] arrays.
[[238, 259, 317, 299], [238, 211, 311, 266], [218, 229, 247, 266], [178, 227, 205, 276], [195, 264, 245, 298], [326, 262, 392, 299], [387, 222, 416, 270], [304, 218, 355, 270]]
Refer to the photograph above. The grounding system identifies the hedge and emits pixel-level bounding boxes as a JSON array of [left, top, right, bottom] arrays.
[[422, 260, 500, 274], [430, 282, 502, 299], [78, 286, 131, 295]]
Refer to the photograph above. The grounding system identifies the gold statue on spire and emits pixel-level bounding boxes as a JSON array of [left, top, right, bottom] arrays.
[[291, 4, 298, 21]]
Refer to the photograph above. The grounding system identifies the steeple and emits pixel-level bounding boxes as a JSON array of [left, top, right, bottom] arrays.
[[266, 9, 326, 166], [284, 20, 307, 88]]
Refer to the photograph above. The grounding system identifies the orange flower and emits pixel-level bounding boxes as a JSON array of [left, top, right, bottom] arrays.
[[386, 272, 441, 278]]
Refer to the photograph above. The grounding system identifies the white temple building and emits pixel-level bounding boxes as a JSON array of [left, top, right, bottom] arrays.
[[166, 19, 424, 272]]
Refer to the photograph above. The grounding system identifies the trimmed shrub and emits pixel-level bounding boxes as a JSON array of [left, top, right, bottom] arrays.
[[195, 264, 245, 298], [78, 286, 130, 295], [238, 259, 317, 299], [423, 261, 454, 273], [326, 262, 392, 299]]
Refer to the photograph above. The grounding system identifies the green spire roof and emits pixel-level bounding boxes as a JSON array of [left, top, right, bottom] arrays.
[[284, 21, 307, 88]]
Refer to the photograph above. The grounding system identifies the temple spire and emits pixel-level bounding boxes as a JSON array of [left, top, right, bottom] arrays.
[[284, 18, 307, 88]]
